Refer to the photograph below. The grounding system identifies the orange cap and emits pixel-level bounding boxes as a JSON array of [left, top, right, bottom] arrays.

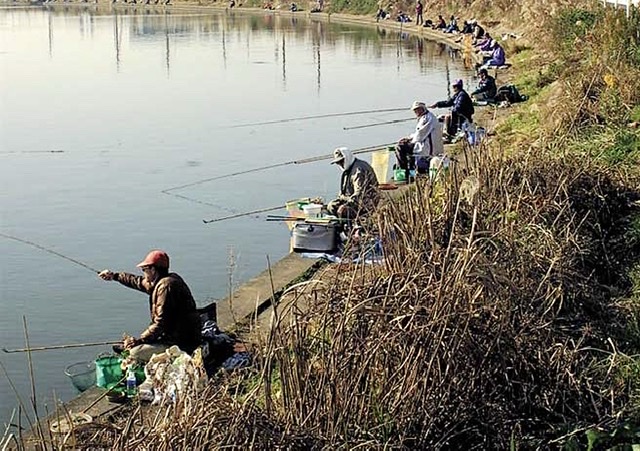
[[136, 250, 170, 269]]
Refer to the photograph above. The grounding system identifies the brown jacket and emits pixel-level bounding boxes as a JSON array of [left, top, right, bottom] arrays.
[[115, 272, 201, 353]]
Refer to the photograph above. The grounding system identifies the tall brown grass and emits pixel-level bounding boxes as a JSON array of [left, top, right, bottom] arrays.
[[55, 138, 640, 449]]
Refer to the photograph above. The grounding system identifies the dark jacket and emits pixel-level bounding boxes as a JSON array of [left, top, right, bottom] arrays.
[[116, 272, 201, 353], [435, 89, 475, 123], [472, 74, 497, 99]]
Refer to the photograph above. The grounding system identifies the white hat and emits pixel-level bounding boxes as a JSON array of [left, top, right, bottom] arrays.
[[330, 147, 347, 164], [411, 101, 426, 110]]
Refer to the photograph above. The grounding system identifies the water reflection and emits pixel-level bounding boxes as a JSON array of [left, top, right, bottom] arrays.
[[32, 6, 466, 90]]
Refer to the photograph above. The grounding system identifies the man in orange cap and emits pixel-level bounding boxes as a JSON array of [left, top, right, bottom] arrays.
[[99, 250, 201, 362]]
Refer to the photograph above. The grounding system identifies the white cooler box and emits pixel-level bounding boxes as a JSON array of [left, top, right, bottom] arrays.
[[292, 222, 337, 253]]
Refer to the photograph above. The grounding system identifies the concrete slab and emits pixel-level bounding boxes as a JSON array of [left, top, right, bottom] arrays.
[[215, 253, 320, 330]]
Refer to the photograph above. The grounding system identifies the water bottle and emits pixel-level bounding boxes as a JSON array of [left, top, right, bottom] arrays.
[[126, 367, 137, 399]]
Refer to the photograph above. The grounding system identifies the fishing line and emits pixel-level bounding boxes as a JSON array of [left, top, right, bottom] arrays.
[[343, 117, 414, 130], [227, 107, 408, 129], [163, 142, 396, 193], [0, 232, 99, 273]]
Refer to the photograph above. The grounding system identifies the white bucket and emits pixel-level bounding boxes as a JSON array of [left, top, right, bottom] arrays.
[[302, 203, 323, 218]]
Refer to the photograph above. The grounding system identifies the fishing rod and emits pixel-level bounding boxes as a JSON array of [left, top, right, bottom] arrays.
[[203, 205, 285, 224], [228, 107, 408, 129], [343, 117, 414, 130], [2, 341, 121, 353], [0, 232, 99, 274], [163, 142, 396, 193]]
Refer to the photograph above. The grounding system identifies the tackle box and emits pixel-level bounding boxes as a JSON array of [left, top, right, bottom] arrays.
[[292, 221, 338, 253]]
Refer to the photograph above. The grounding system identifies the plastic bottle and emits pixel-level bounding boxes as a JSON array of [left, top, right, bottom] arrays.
[[126, 367, 137, 399]]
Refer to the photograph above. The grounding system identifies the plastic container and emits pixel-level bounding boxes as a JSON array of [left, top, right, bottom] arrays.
[[393, 168, 407, 182], [302, 203, 323, 218], [95, 354, 123, 389], [64, 361, 96, 392], [126, 367, 137, 398], [285, 197, 310, 218]]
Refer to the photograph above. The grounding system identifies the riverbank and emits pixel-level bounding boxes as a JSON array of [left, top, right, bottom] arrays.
[[8, 0, 640, 448]]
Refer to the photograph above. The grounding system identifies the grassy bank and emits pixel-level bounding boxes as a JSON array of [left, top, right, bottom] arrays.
[[20, 0, 640, 449]]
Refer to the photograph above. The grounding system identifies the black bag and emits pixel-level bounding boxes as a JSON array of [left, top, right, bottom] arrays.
[[496, 84, 525, 103]]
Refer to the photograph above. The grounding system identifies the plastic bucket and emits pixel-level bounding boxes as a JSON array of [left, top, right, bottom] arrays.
[[95, 355, 123, 389], [135, 365, 146, 384], [393, 168, 407, 182], [64, 361, 96, 392]]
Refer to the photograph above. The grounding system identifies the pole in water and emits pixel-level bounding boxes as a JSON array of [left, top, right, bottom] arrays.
[[0, 232, 99, 273], [2, 341, 121, 353], [203, 205, 285, 224], [163, 142, 396, 193], [228, 107, 408, 129]]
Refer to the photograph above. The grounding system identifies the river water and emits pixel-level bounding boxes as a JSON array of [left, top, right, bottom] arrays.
[[0, 4, 471, 424]]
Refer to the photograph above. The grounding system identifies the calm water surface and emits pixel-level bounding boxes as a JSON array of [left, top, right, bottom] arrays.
[[0, 5, 471, 422]]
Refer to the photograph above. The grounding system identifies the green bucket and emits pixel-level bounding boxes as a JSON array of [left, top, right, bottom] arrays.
[[95, 355, 123, 389], [393, 168, 407, 182], [133, 364, 146, 385]]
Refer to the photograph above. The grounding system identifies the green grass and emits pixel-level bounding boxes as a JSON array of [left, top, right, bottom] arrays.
[[567, 127, 640, 167]]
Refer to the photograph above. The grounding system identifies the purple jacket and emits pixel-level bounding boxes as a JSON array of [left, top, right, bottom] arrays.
[[487, 45, 505, 66]]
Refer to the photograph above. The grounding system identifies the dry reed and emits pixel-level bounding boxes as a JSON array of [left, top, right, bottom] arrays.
[[54, 138, 640, 449]]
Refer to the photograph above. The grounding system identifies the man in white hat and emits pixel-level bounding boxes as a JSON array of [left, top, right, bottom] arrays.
[[326, 147, 380, 220], [395, 101, 444, 176]]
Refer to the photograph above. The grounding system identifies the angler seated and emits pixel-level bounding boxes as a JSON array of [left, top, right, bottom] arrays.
[[429, 79, 475, 141], [395, 101, 444, 176], [99, 250, 202, 363], [480, 40, 506, 69], [326, 147, 381, 221], [471, 68, 497, 103]]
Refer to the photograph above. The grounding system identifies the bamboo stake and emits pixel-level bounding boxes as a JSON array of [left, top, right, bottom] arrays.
[[23, 316, 45, 445]]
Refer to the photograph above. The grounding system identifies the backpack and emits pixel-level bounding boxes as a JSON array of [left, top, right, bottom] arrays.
[[496, 84, 526, 103]]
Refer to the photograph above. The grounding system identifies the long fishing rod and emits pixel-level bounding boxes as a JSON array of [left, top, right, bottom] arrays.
[[2, 341, 120, 353], [163, 142, 396, 193], [203, 205, 285, 224], [343, 117, 414, 130], [228, 107, 408, 129], [0, 232, 99, 274]]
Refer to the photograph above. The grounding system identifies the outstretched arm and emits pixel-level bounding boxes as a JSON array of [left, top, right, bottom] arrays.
[[98, 270, 150, 294]]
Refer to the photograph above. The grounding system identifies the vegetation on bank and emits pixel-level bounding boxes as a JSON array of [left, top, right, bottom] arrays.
[[21, 1, 640, 449]]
